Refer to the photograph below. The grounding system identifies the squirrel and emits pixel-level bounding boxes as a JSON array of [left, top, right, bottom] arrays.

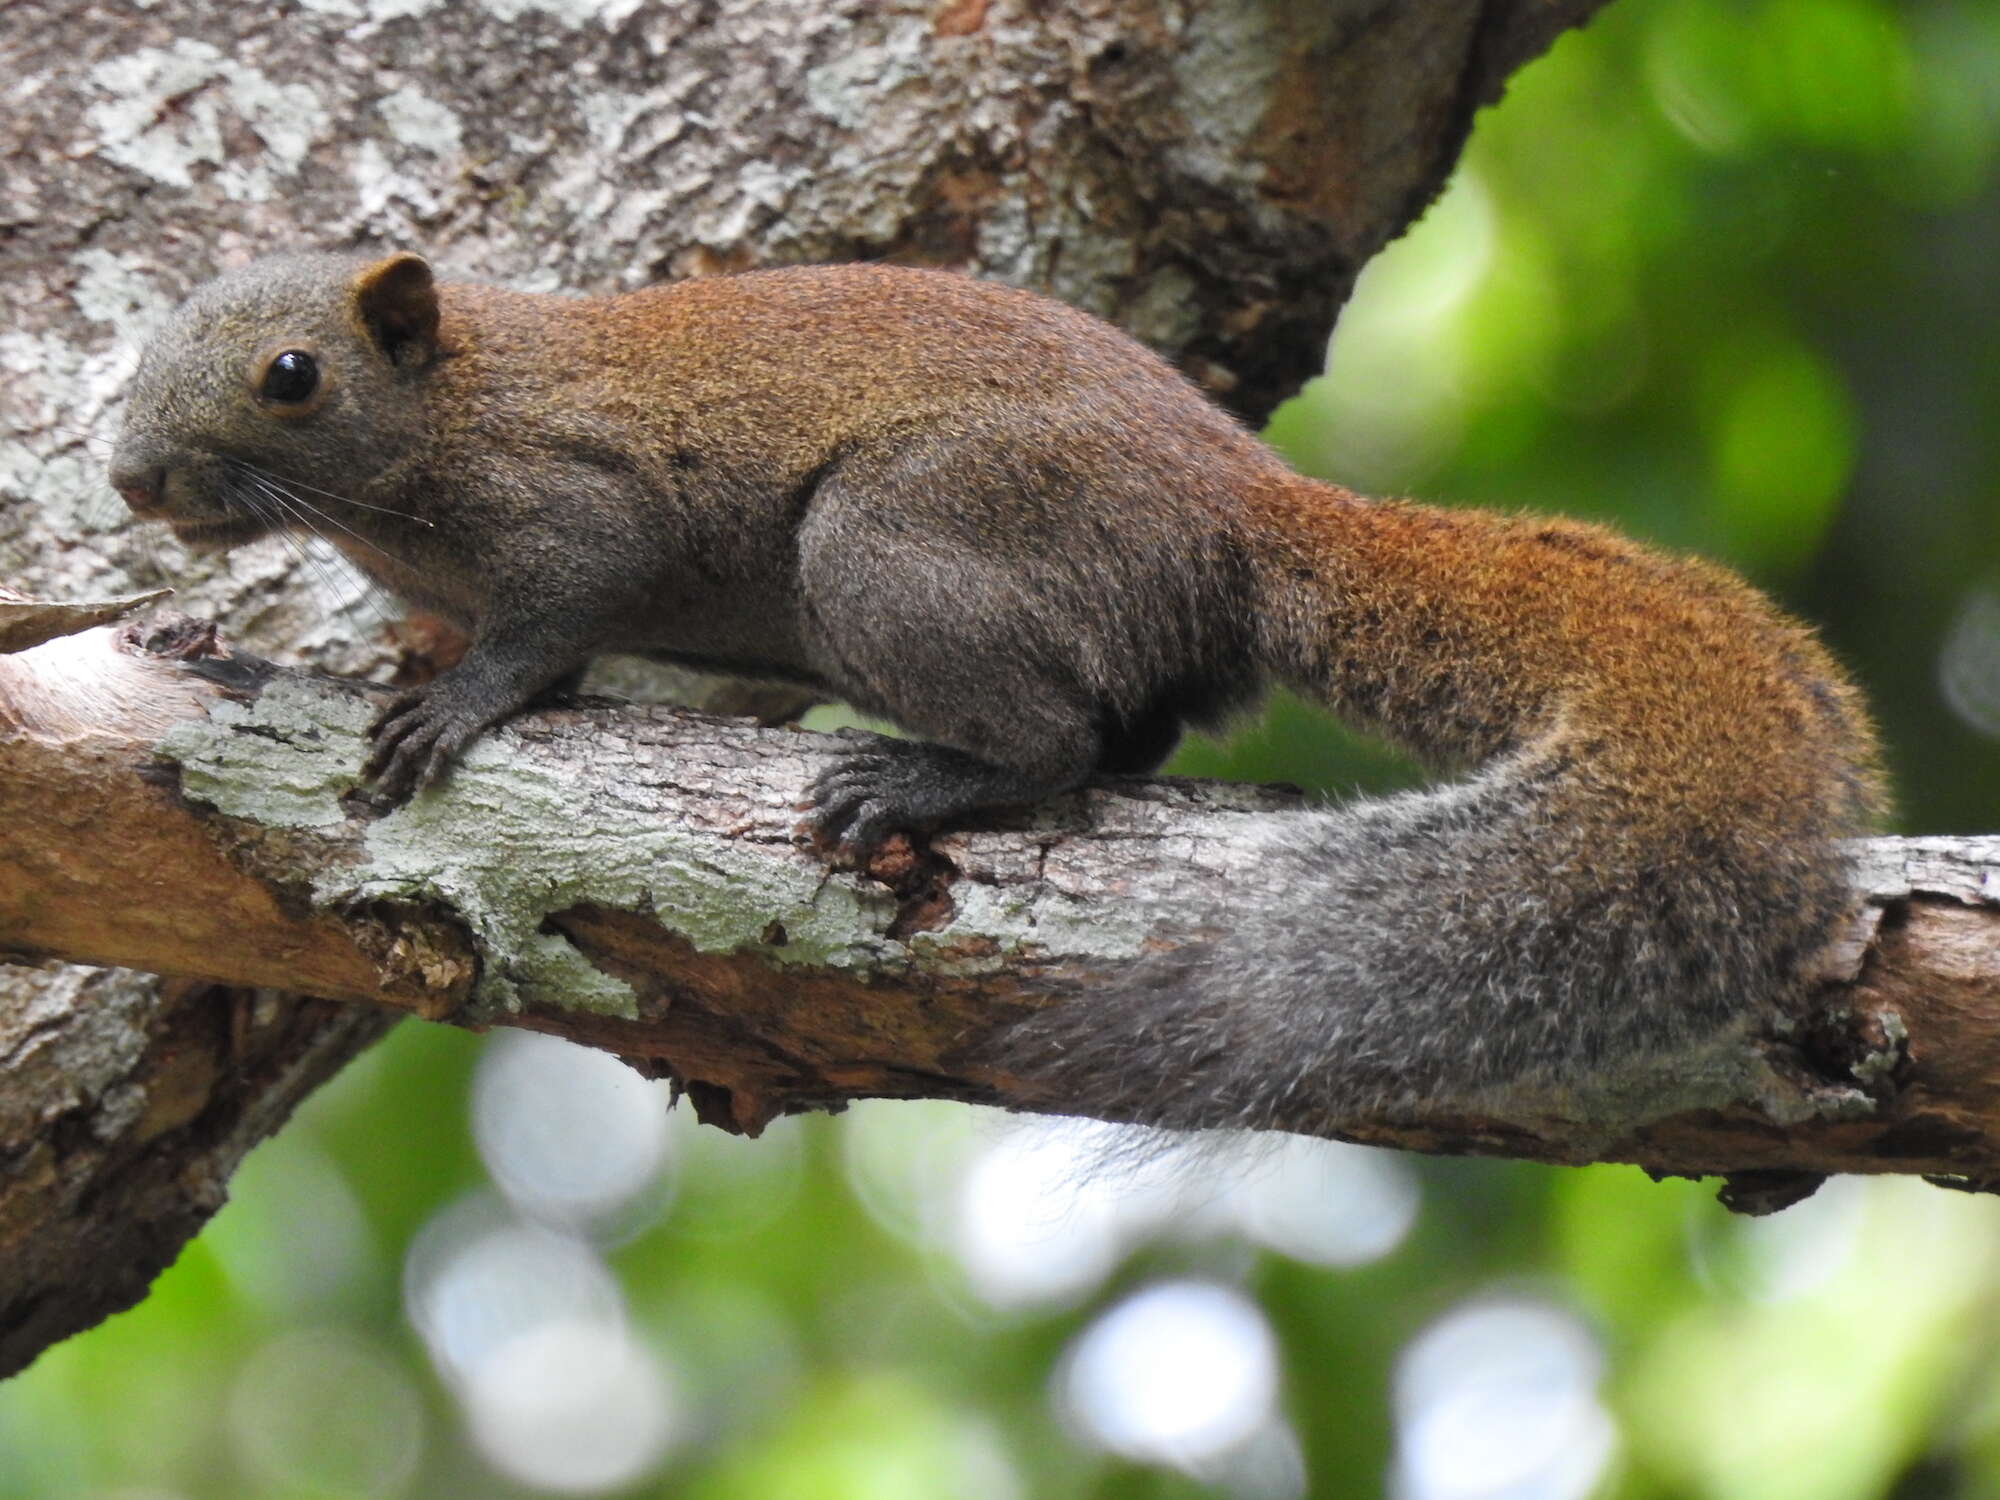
[[109, 252, 1883, 1127]]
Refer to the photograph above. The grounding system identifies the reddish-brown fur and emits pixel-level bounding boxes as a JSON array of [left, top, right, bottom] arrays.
[[1244, 475, 1883, 848]]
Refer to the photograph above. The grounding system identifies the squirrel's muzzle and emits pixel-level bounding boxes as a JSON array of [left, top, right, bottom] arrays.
[[110, 463, 165, 513]]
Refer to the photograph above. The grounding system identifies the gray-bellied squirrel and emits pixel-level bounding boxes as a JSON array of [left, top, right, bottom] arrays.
[[109, 252, 1883, 1127]]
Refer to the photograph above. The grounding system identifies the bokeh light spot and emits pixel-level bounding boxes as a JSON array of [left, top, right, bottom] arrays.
[[461, 1320, 682, 1493], [403, 1193, 625, 1384], [1939, 586, 2000, 739], [951, 1120, 1183, 1310], [472, 1031, 676, 1235], [1393, 1299, 1614, 1500], [1060, 1281, 1280, 1471], [840, 1098, 983, 1247], [1226, 1136, 1421, 1269]]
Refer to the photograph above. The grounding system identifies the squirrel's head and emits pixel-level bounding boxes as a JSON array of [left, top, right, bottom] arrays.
[[110, 251, 441, 550]]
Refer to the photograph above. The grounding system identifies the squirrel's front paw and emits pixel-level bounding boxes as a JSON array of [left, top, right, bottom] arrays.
[[363, 686, 487, 803]]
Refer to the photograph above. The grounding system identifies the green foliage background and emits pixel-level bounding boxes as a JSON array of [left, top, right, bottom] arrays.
[[4, 0, 1997, 1495]]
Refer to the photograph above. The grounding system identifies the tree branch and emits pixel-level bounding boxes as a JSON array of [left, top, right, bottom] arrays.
[[5, 620, 1995, 1189]]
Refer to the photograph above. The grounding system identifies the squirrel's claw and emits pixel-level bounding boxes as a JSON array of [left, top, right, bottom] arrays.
[[363, 685, 480, 804], [807, 748, 922, 857]]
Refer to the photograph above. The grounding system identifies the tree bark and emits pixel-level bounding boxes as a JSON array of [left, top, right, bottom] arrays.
[[5, 620, 1997, 1197], [0, 0, 1644, 1375]]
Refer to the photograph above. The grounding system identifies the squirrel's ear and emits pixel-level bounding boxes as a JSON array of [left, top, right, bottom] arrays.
[[350, 252, 439, 368]]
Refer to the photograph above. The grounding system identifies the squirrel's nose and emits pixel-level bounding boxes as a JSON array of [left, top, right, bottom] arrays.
[[111, 464, 165, 512]]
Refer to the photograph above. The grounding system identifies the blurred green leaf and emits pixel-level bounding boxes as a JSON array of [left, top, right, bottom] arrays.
[[1700, 332, 1857, 573]]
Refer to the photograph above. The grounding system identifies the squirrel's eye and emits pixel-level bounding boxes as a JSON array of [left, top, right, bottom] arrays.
[[260, 350, 319, 404]]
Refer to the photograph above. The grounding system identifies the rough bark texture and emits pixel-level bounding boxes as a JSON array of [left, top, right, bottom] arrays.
[[0, 0, 1621, 1374], [0, 967, 392, 1386]]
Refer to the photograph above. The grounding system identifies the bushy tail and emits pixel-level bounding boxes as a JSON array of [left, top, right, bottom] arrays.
[[1003, 756, 1862, 1132], [1004, 485, 1882, 1133]]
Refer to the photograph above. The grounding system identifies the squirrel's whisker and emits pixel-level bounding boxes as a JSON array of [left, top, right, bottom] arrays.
[[240, 474, 361, 607], [35, 422, 113, 452], [242, 472, 397, 625], [228, 454, 435, 527], [228, 461, 414, 571]]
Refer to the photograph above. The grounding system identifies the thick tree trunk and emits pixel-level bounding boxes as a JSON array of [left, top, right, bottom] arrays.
[[1, 0, 1628, 1375]]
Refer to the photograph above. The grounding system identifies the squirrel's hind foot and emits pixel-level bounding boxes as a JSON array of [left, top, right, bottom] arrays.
[[805, 737, 1078, 858]]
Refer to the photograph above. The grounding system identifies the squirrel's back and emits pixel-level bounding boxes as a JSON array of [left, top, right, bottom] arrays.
[[439, 264, 1281, 484]]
